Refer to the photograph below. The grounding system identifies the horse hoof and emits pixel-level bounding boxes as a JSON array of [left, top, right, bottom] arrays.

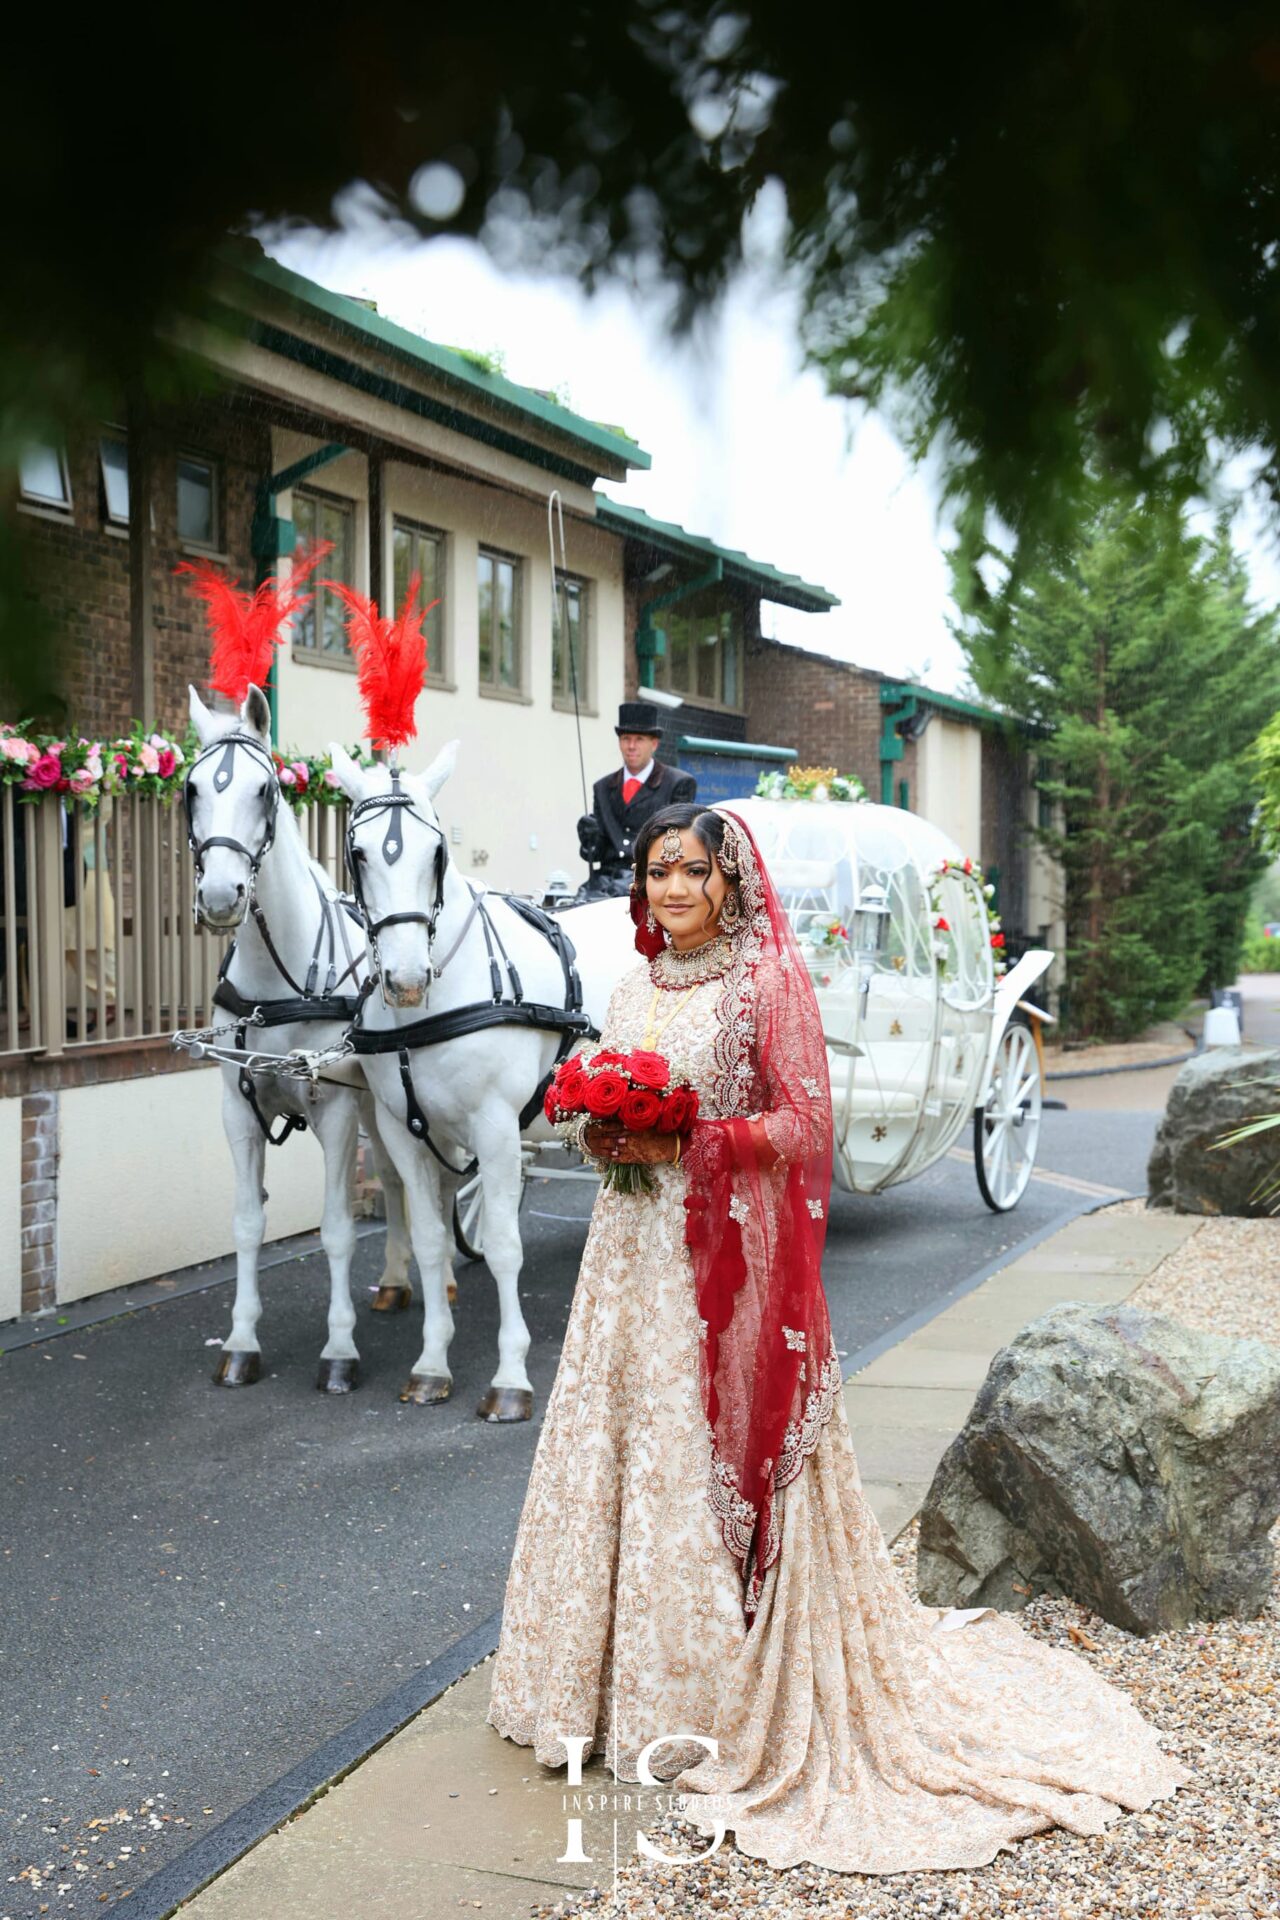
[[370, 1284, 412, 1313], [214, 1350, 261, 1387], [477, 1386, 534, 1423], [400, 1373, 452, 1405], [317, 1357, 360, 1394]]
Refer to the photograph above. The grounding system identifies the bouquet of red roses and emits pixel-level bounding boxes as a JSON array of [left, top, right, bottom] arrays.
[[544, 1047, 700, 1194]]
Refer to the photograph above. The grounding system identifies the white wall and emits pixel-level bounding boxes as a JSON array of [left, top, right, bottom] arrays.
[[0, 1097, 21, 1321], [271, 429, 628, 897], [57, 1069, 326, 1305], [915, 718, 983, 859]]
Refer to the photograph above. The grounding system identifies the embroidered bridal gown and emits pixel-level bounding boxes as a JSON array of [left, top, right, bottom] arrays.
[[487, 956, 1192, 1875]]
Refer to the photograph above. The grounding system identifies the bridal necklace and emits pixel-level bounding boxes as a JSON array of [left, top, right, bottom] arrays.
[[648, 929, 736, 991], [641, 981, 701, 1051]]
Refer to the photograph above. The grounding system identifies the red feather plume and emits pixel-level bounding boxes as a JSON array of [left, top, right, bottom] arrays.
[[329, 577, 437, 753], [176, 543, 333, 704]]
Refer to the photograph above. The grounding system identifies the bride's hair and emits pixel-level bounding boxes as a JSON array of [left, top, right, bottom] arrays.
[[632, 803, 728, 886]]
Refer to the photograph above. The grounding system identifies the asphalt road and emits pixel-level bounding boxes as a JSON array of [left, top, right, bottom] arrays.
[[0, 1096, 1161, 1917]]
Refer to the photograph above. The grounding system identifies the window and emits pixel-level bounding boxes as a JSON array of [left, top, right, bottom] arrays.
[[19, 441, 72, 511], [99, 435, 130, 525], [477, 548, 522, 694], [293, 487, 356, 656], [392, 517, 447, 684], [177, 453, 219, 549], [552, 574, 589, 708], [653, 588, 744, 708]]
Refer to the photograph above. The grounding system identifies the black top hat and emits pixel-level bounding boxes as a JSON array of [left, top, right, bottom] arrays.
[[616, 700, 663, 736]]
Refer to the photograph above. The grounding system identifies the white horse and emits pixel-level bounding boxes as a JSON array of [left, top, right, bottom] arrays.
[[325, 740, 628, 1420], [185, 684, 413, 1391]]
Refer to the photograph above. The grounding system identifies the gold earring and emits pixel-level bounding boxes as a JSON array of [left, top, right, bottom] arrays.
[[645, 904, 658, 934], [719, 887, 742, 932]]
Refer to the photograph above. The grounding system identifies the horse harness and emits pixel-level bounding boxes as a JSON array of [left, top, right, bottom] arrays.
[[185, 731, 365, 1147], [343, 777, 597, 1176]]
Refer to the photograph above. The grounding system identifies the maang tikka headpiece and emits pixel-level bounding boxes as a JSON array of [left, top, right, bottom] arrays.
[[716, 816, 742, 876], [661, 825, 684, 864]]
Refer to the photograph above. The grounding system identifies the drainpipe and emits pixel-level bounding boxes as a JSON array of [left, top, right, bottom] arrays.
[[634, 558, 724, 690], [251, 443, 347, 746], [879, 683, 918, 806]]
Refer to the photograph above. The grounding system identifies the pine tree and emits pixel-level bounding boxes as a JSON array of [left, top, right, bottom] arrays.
[[955, 502, 1280, 1039]]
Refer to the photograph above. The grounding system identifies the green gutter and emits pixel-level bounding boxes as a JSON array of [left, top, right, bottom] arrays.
[[881, 678, 1046, 737], [210, 305, 606, 492], [678, 737, 796, 762], [595, 495, 839, 614], [219, 246, 651, 474], [879, 686, 917, 806]]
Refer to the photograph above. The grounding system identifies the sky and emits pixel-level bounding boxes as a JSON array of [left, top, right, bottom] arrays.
[[266, 207, 1280, 698]]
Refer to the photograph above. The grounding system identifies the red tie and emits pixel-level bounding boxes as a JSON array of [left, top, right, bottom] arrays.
[[622, 776, 642, 803]]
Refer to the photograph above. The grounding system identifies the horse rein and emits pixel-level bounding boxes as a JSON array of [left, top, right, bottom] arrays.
[[345, 772, 448, 988]]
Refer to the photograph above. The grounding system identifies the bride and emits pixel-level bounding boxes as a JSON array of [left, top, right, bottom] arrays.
[[487, 802, 1191, 1874]]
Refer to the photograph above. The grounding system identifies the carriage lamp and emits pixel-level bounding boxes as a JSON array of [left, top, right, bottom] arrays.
[[852, 882, 891, 1021], [852, 884, 891, 961]]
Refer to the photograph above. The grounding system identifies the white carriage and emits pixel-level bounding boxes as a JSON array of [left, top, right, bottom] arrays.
[[726, 796, 1054, 1210], [452, 795, 1055, 1260]]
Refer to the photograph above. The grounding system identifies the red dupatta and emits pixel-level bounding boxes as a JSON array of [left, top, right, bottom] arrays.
[[680, 807, 839, 1626]]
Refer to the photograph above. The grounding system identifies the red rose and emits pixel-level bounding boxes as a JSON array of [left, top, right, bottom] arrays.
[[592, 1050, 629, 1069], [991, 932, 1006, 949], [934, 915, 950, 933], [583, 1071, 628, 1116], [554, 1067, 588, 1112], [657, 1087, 693, 1132], [157, 748, 177, 778], [626, 1050, 671, 1090], [620, 1088, 662, 1131], [543, 1085, 561, 1123], [23, 749, 62, 791]]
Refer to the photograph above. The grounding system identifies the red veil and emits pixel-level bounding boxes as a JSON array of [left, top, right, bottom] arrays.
[[681, 807, 839, 1626]]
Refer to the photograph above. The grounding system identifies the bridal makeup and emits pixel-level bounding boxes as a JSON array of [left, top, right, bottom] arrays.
[[646, 826, 729, 950]]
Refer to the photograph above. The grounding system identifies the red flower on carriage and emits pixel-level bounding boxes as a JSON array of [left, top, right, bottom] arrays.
[[991, 932, 1006, 949]]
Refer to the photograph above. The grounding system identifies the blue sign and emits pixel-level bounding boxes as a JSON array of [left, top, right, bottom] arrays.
[[676, 749, 772, 805]]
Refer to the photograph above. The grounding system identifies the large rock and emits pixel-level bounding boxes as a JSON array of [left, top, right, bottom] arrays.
[[917, 1301, 1280, 1635], [1147, 1044, 1280, 1215]]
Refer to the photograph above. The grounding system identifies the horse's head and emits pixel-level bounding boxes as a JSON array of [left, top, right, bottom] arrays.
[[329, 739, 458, 1009], [185, 683, 279, 929]]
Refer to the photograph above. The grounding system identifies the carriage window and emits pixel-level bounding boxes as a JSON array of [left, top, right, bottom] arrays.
[[19, 441, 72, 512], [478, 548, 523, 694], [293, 486, 356, 657], [177, 453, 220, 550], [552, 574, 589, 708], [393, 517, 447, 685], [653, 588, 744, 710]]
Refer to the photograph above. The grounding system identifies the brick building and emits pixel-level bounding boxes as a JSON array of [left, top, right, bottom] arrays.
[[743, 635, 1062, 956]]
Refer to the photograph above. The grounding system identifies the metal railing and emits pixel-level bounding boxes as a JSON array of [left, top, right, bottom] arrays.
[[0, 792, 351, 1062]]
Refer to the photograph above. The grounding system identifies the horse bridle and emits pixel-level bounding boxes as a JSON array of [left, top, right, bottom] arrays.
[[184, 732, 280, 894], [345, 772, 448, 984]]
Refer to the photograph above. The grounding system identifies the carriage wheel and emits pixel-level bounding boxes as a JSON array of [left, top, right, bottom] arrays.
[[452, 1172, 486, 1263], [974, 1016, 1043, 1212], [451, 1164, 530, 1262]]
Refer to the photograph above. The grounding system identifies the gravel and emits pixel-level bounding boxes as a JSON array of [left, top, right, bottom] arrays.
[[534, 1210, 1280, 1919], [1127, 1207, 1280, 1348]]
